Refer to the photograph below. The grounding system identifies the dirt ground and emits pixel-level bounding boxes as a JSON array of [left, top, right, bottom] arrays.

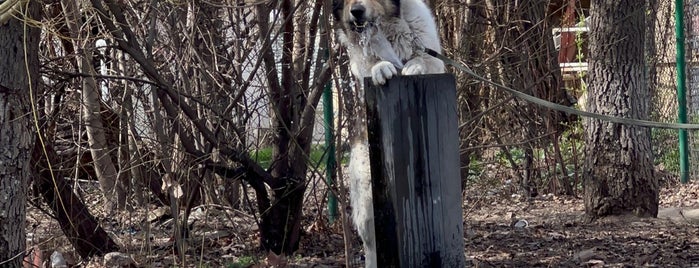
[[462, 181, 699, 268], [25, 176, 699, 267]]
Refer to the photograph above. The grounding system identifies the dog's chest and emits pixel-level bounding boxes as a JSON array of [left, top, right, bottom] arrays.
[[346, 19, 416, 65], [372, 21, 414, 60]]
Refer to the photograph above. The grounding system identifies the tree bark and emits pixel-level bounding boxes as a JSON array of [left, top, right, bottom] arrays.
[[0, 3, 39, 267], [584, 0, 658, 218]]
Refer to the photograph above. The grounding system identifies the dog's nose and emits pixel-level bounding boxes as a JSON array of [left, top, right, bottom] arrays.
[[350, 4, 365, 20]]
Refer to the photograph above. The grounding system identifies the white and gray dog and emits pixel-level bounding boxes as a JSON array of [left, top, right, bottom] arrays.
[[332, 0, 444, 266]]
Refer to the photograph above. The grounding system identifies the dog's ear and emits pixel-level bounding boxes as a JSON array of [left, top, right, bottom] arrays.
[[332, 0, 343, 21]]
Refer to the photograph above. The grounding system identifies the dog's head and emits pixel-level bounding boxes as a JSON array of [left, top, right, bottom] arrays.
[[332, 0, 400, 32]]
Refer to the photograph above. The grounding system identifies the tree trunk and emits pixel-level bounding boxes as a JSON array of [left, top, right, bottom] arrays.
[[0, 3, 39, 267], [61, 0, 124, 210], [259, 179, 306, 255], [255, 0, 309, 255], [584, 0, 658, 218]]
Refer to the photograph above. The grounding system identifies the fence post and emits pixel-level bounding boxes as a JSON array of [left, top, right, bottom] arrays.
[[365, 74, 465, 267]]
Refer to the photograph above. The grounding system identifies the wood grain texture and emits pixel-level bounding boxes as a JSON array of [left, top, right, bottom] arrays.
[[366, 74, 465, 267]]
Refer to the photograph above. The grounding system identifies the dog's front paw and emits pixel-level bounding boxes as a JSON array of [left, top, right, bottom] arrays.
[[402, 60, 427, 76], [371, 61, 397, 85]]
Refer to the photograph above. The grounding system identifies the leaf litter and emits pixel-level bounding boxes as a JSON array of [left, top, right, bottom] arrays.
[[24, 174, 699, 267]]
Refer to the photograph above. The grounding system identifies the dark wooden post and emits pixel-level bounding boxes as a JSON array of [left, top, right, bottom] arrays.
[[365, 74, 465, 267]]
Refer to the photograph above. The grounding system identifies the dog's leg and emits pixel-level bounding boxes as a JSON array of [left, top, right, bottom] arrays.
[[402, 56, 427, 75], [402, 54, 444, 75], [370, 60, 398, 85], [349, 140, 377, 268]]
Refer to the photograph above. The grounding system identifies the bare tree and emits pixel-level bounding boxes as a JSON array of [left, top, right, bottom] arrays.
[[489, 0, 574, 197], [433, 0, 575, 195], [81, 0, 333, 257], [434, 0, 489, 188], [60, 0, 125, 210]]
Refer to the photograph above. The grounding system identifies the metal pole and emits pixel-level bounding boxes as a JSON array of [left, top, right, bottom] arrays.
[[323, 62, 338, 223], [676, 0, 690, 183]]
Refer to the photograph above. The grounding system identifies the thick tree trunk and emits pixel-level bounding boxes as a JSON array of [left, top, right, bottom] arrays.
[[584, 0, 658, 218], [260, 179, 306, 255], [0, 3, 39, 267]]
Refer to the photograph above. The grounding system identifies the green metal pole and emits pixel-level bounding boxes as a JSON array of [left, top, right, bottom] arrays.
[[676, 0, 690, 183], [323, 62, 338, 223]]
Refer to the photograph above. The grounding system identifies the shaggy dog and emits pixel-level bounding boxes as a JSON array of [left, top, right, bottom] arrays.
[[332, 0, 444, 266]]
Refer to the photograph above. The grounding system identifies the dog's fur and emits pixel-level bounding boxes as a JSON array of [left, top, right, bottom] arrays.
[[332, 0, 444, 267]]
